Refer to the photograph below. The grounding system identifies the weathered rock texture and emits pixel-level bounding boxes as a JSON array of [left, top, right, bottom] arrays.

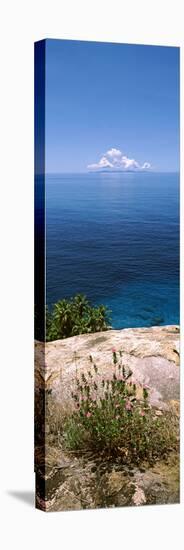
[[35, 325, 179, 410], [35, 325, 180, 511]]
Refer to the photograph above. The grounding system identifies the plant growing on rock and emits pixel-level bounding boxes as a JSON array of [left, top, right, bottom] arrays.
[[63, 351, 178, 464]]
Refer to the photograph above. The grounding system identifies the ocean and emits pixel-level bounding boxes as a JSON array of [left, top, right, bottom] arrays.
[[46, 172, 179, 329]]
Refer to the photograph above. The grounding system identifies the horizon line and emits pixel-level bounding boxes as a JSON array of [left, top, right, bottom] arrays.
[[43, 169, 180, 176]]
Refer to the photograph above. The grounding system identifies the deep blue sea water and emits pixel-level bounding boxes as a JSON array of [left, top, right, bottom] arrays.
[[46, 172, 179, 329]]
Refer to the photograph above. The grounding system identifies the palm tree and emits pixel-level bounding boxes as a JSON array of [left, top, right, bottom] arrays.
[[46, 294, 110, 341]]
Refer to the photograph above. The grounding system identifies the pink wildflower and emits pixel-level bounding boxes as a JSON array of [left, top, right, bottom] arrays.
[[140, 410, 145, 417], [86, 411, 92, 418], [112, 347, 116, 353], [125, 400, 132, 411]]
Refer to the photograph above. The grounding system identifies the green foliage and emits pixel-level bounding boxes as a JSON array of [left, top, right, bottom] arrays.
[[63, 351, 178, 463], [46, 294, 110, 341]]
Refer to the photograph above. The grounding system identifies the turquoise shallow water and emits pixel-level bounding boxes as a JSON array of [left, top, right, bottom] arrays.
[[46, 171, 179, 328]]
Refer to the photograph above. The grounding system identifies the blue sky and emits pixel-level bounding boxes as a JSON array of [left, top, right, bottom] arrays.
[[45, 39, 179, 173]]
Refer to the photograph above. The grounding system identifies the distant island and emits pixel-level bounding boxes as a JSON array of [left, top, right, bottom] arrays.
[[88, 169, 152, 173]]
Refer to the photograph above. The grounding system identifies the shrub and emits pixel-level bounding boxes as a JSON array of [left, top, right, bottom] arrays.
[[46, 294, 110, 341], [63, 351, 178, 464]]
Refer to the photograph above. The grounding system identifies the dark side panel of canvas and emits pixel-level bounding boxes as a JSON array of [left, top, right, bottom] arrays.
[[34, 40, 46, 509], [34, 40, 45, 342]]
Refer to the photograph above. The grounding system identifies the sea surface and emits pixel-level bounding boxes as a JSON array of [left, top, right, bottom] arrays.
[[46, 172, 179, 329]]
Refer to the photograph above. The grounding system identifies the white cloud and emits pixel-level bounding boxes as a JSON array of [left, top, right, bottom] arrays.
[[106, 148, 122, 158], [88, 155, 113, 170], [142, 162, 151, 169], [121, 156, 139, 169], [87, 148, 151, 171]]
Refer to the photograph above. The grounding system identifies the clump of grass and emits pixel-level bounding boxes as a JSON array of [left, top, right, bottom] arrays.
[[63, 351, 179, 464]]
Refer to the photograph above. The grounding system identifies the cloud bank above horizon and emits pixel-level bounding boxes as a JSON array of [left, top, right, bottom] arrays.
[[87, 148, 151, 172]]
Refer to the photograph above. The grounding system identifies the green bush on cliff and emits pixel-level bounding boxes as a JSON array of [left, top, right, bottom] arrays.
[[46, 294, 110, 341], [63, 351, 179, 463]]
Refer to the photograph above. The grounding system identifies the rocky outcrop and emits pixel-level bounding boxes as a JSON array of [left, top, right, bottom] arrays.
[[36, 447, 179, 512], [35, 325, 180, 411], [35, 325, 180, 511]]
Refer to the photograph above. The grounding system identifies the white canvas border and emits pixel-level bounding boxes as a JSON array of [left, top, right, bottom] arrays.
[[0, 1, 183, 549]]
